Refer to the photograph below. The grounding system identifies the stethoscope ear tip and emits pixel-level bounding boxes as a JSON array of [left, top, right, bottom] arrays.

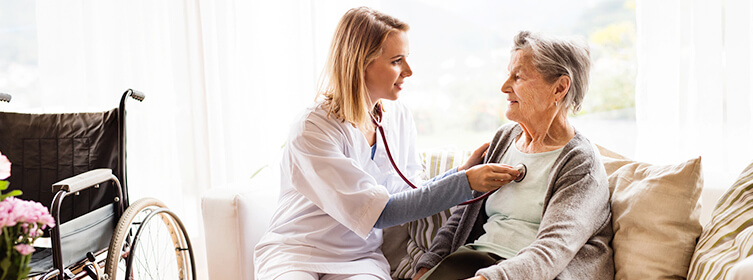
[[514, 163, 527, 182]]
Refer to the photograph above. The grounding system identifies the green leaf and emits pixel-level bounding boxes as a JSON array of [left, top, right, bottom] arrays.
[[6, 189, 21, 197], [0, 257, 10, 272], [0, 184, 21, 201], [17, 264, 31, 280], [0, 180, 8, 191], [250, 165, 268, 180]]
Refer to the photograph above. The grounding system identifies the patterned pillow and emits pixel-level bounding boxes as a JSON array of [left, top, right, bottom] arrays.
[[391, 150, 470, 279], [687, 161, 753, 279]]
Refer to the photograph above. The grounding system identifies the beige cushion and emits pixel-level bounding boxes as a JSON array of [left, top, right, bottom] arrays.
[[598, 145, 703, 279], [382, 224, 410, 274], [687, 161, 753, 279]]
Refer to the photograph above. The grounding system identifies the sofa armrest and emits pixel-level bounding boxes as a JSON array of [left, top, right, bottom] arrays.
[[201, 188, 245, 280], [237, 186, 279, 279], [201, 182, 279, 280]]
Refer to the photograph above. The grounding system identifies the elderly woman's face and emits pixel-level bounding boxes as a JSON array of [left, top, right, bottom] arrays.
[[501, 50, 558, 124]]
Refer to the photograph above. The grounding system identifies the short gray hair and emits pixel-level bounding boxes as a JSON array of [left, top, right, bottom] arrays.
[[512, 31, 591, 114]]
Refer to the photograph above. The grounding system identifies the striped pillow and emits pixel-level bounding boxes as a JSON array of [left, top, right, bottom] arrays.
[[687, 161, 753, 279], [391, 150, 471, 279]]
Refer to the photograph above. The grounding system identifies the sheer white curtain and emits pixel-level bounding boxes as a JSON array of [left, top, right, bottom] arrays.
[[32, 0, 357, 277], [191, 0, 378, 208], [34, 1, 213, 277], [635, 0, 753, 191], [35, 0, 209, 231]]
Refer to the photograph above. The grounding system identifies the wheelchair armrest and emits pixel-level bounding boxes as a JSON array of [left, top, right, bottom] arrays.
[[52, 169, 116, 193]]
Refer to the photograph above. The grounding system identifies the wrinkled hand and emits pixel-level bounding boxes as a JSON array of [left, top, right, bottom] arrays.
[[465, 163, 519, 193], [412, 267, 430, 280], [458, 143, 490, 171]]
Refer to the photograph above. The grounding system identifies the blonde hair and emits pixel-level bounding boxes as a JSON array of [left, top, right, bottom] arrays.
[[317, 7, 409, 127]]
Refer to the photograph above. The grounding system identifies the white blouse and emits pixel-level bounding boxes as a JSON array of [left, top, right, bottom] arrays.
[[254, 100, 423, 280]]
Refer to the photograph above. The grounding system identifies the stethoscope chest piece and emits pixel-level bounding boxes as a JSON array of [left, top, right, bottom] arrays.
[[514, 163, 527, 182]]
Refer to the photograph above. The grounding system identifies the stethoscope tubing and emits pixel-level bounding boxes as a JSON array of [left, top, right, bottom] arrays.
[[374, 121, 418, 189]]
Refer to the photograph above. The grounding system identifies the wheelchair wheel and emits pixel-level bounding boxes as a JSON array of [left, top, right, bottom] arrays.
[[104, 198, 196, 280]]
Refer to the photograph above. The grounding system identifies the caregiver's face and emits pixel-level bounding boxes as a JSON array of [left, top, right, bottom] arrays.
[[365, 31, 413, 104]]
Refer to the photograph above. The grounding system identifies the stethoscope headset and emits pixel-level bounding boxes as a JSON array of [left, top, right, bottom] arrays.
[[370, 103, 527, 205]]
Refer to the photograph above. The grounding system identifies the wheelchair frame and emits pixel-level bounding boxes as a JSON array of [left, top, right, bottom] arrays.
[[0, 90, 196, 280], [46, 169, 124, 280]]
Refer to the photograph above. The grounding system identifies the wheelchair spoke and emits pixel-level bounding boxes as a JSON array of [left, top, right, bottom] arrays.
[[128, 215, 181, 279], [106, 198, 194, 280]]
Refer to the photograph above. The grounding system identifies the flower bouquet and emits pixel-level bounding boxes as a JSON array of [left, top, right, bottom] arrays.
[[0, 151, 56, 280]]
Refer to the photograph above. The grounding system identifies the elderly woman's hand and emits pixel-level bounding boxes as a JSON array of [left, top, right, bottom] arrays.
[[412, 267, 430, 280], [458, 142, 490, 171], [465, 163, 519, 193]]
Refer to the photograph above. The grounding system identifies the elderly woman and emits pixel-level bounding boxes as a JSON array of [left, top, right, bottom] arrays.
[[413, 31, 614, 280]]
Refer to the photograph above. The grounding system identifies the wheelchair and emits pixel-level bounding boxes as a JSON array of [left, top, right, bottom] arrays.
[[0, 90, 196, 280]]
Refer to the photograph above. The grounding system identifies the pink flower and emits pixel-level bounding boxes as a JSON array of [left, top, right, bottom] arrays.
[[0, 197, 55, 229], [30, 227, 44, 238], [14, 244, 35, 255], [0, 198, 16, 227], [0, 150, 10, 180]]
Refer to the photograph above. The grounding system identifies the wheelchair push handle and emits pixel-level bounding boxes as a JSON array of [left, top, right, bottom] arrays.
[[123, 88, 145, 102]]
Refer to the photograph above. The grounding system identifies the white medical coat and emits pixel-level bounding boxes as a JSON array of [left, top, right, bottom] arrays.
[[254, 100, 424, 280]]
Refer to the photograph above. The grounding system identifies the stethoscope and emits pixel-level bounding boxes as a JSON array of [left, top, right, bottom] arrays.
[[370, 104, 527, 205]]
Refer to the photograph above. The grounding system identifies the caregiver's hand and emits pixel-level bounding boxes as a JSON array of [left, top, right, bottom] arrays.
[[465, 163, 519, 193], [458, 142, 489, 171]]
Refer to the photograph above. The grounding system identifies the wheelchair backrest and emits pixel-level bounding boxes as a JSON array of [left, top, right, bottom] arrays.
[[0, 109, 124, 224]]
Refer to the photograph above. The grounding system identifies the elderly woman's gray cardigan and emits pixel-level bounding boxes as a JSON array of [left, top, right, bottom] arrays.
[[416, 123, 614, 280]]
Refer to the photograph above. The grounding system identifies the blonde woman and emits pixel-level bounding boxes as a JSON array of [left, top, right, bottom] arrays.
[[253, 7, 519, 280]]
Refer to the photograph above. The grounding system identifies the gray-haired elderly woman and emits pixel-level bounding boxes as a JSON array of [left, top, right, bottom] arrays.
[[413, 31, 614, 280]]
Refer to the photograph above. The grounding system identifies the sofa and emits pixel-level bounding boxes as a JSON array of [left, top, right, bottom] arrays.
[[201, 145, 753, 280]]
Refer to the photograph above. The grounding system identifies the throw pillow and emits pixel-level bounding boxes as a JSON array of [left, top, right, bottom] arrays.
[[599, 148, 704, 279], [391, 150, 470, 279], [687, 161, 753, 279]]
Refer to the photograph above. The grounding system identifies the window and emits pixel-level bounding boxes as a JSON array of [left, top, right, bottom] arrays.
[[0, 0, 38, 106], [368, 0, 637, 156]]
